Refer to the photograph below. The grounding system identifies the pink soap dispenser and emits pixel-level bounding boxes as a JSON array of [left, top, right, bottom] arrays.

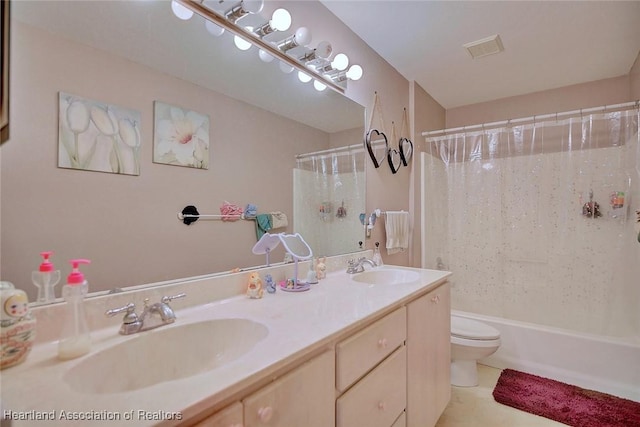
[[58, 259, 91, 360], [31, 251, 61, 303]]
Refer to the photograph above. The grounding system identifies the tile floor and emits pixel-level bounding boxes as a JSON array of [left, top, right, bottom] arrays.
[[435, 364, 565, 427]]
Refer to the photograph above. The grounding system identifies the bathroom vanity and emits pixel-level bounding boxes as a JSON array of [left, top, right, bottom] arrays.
[[1, 260, 451, 427]]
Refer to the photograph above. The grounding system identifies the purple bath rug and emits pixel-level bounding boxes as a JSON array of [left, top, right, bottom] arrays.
[[492, 369, 640, 427]]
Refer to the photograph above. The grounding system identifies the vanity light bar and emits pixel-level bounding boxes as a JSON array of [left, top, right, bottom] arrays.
[[175, 0, 346, 94]]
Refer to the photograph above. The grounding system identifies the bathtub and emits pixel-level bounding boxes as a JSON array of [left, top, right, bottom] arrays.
[[453, 309, 640, 401]]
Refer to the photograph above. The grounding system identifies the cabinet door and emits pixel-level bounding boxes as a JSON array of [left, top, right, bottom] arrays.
[[406, 282, 451, 427], [194, 402, 243, 427], [243, 350, 334, 427]]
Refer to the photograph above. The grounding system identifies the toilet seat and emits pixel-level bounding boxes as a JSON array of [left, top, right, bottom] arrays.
[[451, 316, 500, 340]]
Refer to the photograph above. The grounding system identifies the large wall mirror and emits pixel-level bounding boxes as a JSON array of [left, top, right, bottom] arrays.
[[2, 0, 365, 304]]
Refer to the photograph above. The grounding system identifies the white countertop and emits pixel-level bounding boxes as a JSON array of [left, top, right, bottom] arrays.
[[1, 265, 450, 426]]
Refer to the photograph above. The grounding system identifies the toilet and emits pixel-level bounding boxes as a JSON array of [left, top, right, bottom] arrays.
[[450, 315, 501, 387]]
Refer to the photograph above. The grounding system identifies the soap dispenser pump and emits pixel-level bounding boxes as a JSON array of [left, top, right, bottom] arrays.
[[58, 259, 91, 360], [372, 242, 383, 267], [31, 251, 61, 303]]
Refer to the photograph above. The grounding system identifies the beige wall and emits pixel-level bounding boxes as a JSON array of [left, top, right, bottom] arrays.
[[631, 51, 640, 100], [276, 1, 413, 266], [446, 75, 632, 128], [1, 22, 331, 298]]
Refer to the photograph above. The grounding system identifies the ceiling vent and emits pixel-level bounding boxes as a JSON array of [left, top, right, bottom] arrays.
[[463, 34, 504, 59]]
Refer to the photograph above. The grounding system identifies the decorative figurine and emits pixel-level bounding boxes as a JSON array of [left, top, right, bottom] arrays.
[[1, 281, 36, 369], [306, 262, 318, 284], [264, 274, 276, 294], [246, 272, 264, 299], [315, 256, 327, 280]]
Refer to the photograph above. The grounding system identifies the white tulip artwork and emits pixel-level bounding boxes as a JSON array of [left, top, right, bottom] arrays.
[[58, 92, 141, 175], [153, 101, 210, 169]]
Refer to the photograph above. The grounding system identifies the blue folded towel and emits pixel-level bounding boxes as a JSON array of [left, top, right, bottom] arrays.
[[245, 203, 258, 219]]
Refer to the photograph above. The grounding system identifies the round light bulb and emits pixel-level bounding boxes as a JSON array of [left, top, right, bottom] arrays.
[[258, 49, 274, 63], [171, 0, 193, 20], [313, 80, 327, 92], [205, 20, 225, 37], [315, 41, 333, 59], [243, 0, 264, 14], [297, 71, 312, 83], [331, 53, 349, 71], [271, 8, 291, 32], [294, 27, 312, 46], [279, 61, 294, 74], [234, 35, 252, 51], [346, 65, 363, 81]]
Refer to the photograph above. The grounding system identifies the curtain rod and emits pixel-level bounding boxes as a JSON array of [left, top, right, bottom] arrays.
[[422, 100, 640, 139], [295, 142, 370, 159]]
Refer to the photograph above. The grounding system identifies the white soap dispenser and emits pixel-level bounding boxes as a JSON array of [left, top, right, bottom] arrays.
[[372, 241, 383, 267], [31, 251, 61, 303], [58, 259, 91, 360]]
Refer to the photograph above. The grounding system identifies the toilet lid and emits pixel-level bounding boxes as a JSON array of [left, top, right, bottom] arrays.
[[451, 316, 500, 340]]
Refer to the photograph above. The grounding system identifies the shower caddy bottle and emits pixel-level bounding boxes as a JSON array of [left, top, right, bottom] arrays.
[[58, 259, 91, 360]]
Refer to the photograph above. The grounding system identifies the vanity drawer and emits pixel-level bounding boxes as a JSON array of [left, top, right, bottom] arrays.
[[336, 345, 407, 427], [194, 402, 243, 427], [336, 306, 406, 391]]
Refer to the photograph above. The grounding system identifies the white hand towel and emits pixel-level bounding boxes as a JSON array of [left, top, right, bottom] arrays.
[[384, 211, 409, 255]]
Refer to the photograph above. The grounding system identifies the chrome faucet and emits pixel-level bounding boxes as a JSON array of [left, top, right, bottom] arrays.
[[105, 293, 186, 335], [346, 257, 378, 274]]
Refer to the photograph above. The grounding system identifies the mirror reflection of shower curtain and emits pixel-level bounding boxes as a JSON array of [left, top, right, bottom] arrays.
[[422, 108, 640, 338], [294, 148, 365, 258]]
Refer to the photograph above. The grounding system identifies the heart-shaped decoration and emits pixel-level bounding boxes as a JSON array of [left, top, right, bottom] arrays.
[[399, 137, 413, 166], [364, 129, 389, 168], [387, 148, 402, 174]]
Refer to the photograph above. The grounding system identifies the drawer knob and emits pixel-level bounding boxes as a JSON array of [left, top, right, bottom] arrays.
[[377, 338, 388, 348], [258, 406, 273, 423], [431, 294, 440, 303], [378, 401, 386, 411]]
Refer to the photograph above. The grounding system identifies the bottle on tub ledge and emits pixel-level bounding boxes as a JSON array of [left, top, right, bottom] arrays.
[[58, 259, 91, 360]]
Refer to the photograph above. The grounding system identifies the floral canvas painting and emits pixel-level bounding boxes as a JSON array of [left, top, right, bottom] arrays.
[[153, 101, 209, 169], [58, 92, 141, 175]]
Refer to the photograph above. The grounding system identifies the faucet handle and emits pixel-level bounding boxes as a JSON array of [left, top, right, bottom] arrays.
[[105, 303, 135, 317], [105, 303, 139, 325], [161, 293, 186, 304]]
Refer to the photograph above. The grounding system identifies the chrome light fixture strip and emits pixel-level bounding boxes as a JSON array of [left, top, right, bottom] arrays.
[[175, 0, 346, 94]]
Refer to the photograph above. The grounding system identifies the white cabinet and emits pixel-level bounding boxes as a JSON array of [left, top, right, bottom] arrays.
[[193, 281, 450, 427], [194, 402, 243, 427], [406, 282, 451, 427], [336, 307, 406, 392], [336, 345, 407, 427], [243, 350, 335, 427]]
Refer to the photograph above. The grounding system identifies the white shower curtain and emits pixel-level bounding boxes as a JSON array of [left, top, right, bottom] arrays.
[[422, 107, 640, 338], [294, 148, 366, 257]]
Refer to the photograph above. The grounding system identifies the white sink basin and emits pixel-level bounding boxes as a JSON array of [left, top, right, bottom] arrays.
[[351, 268, 420, 285], [63, 318, 268, 394]]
